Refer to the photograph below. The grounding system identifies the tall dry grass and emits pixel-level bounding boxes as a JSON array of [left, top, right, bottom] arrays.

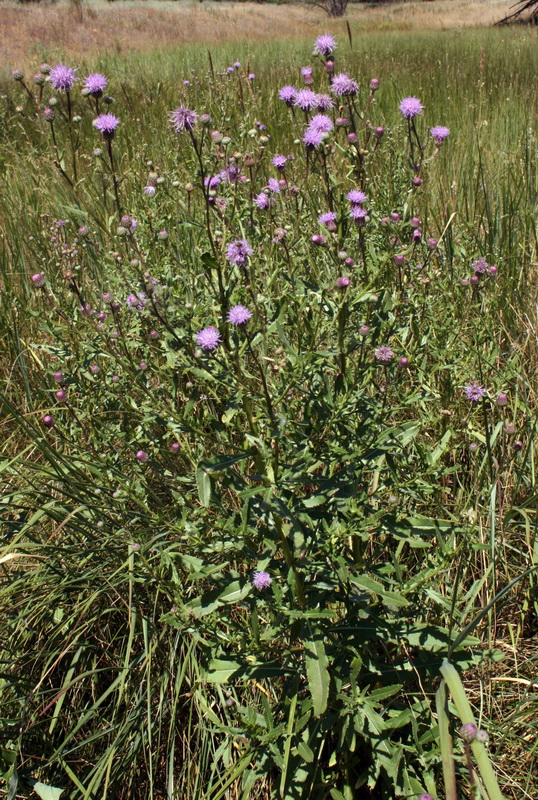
[[0, 0, 515, 70]]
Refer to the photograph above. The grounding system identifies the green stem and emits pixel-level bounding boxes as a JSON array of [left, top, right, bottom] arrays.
[[440, 660, 505, 800]]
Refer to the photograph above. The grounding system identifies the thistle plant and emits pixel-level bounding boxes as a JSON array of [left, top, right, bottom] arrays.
[[1, 31, 536, 800]]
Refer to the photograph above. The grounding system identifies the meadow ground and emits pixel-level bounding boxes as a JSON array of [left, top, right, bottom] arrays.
[[0, 0, 518, 70], [1, 8, 538, 800]]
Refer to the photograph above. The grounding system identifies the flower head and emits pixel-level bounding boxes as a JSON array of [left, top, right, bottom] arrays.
[[32, 273, 46, 287], [279, 85, 297, 105], [375, 346, 394, 363], [294, 88, 319, 111], [314, 34, 337, 57], [267, 177, 280, 194], [399, 96, 424, 119], [309, 114, 334, 133], [459, 723, 478, 743], [196, 326, 221, 351], [472, 257, 489, 274], [430, 125, 450, 144], [126, 292, 147, 311], [316, 93, 334, 111], [93, 113, 120, 137], [252, 571, 272, 590], [226, 239, 253, 267], [50, 64, 78, 91], [272, 154, 288, 170], [84, 73, 108, 96], [347, 189, 367, 206], [302, 127, 324, 149], [330, 73, 359, 96], [254, 192, 270, 209], [169, 106, 198, 133], [350, 205, 367, 224], [464, 382, 485, 402], [227, 304, 252, 326], [335, 276, 350, 289], [318, 211, 337, 229]]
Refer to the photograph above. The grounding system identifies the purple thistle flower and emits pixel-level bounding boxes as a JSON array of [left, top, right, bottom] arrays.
[[294, 88, 319, 111], [302, 127, 324, 149], [254, 192, 270, 209], [301, 66, 314, 82], [272, 154, 288, 170], [169, 106, 198, 133], [347, 189, 367, 205], [318, 211, 337, 230], [430, 125, 450, 144], [399, 96, 424, 119], [316, 93, 334, 111], [227, 304, 252, 325], [330, 73, 359, 97], [226, 239, 253, 267], [350, 205, 368, 224], [252, 571, 272, 590], [464, 382, 485, 402], [248, 73, 255, 80], [314, 34, 337, 56], [196, 326, 221, 351], [204, 174, 221, 189], [267, 177, 280, 194], [84, 73, 108, 96], [309, 114, 334, 133], [126, 292, 147, 311], [50, 64, 78, 91], [279, 85, 297, 106], [93, 114, 120, 137], [143, 185, 156, 196], [375, 346, 394, 363], [472, 257, 489, 274]]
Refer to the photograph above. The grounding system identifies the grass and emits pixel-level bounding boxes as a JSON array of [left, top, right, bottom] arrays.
[[1, 22, 538, 800], [0, 0, 518, 71]]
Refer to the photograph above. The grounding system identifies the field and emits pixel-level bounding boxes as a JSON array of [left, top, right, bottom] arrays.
[[1, 8, 538, 800]]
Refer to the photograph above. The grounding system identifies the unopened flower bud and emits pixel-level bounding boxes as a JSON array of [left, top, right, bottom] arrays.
[[460, 723, 478, 743]]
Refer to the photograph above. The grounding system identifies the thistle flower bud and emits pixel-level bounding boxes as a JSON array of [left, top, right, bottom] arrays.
[[43, 415, 55, 428], [459, 723, 478, 743], [32, 273, 46, 287], [136, 450, 148, 463], [335, 276, 350, 289], [12, 69, 24, 82], [374, 126, 384, 138]]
